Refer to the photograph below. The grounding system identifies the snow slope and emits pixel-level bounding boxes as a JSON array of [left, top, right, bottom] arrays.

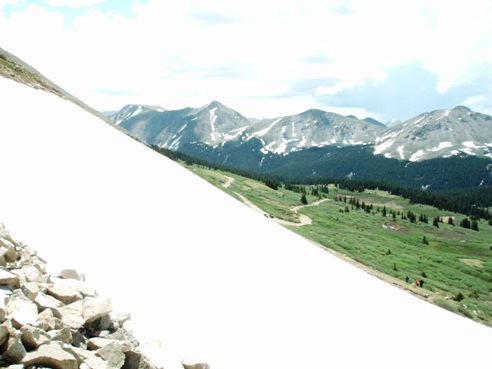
[[0, 76, 490, 368]]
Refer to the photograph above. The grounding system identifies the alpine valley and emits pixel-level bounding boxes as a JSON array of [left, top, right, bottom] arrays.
[[109, 102, 492, 193]]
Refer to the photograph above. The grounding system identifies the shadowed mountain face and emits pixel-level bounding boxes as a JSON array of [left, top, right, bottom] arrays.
[[1, 47, 492, 369]]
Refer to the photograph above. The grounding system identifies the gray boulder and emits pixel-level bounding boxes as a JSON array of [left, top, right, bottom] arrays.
[[22, 342, 78, 369], [1, 331, 26, 364], [20, 324, 51, 350]]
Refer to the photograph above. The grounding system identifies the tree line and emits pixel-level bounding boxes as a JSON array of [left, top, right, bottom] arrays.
[[149, 143, 491, 221]]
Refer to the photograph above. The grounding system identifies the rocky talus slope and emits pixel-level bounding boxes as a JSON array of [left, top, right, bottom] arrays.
[[0, 222, 161, 369]]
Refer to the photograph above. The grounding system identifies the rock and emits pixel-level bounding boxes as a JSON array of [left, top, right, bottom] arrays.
[[20, 281, 40, 301], [7, 292, 38, 328], [37, 308, 63, 331], [0, 240, 17, 263], [21, 264, 44, 283], [1, 331, 26, 364], [49, 276, 97, 298], [60, 268, 85, 281], [47, 284, 83, 304], [58, 297, 112, 329], [88, 336, 131, 351], [96, 342, 127, 368], [49, 326, 73, 344], [83, 298, 113, 324], [0, 245, 17, 264], [0, 289, 9, 321], [22, 342, 78, 369], [182, 360, 211, 369], [0, 268, 19, 288], [35, 291, 63, 311], [0, 324, 9, 346], [123, 350, 158, 369], [109, 327, 139, 350], [20, 324, 51, 350]]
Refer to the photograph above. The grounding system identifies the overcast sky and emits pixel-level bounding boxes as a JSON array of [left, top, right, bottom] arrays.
[[2, 0, 492, 122]]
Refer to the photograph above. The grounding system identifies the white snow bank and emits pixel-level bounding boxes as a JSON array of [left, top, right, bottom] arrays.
[[0, 76, 490, 369]]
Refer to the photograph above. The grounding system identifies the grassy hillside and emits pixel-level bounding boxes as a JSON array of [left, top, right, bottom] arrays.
[[185, 163, 492, 327]]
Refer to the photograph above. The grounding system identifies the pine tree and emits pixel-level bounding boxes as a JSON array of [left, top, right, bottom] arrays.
[[471, 220, 479, 231], [448, 217, 454, 225], [460, 218, 471, 229], [301, 194, 308, 205], [433, 217, 439, 228]]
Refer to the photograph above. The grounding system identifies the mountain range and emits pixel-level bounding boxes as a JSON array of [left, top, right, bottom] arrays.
[[110, 102, 492, 162], [109, 101, 492, 192]]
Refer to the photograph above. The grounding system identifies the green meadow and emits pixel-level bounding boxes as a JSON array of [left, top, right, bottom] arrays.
[[187, 164, 492, 327]]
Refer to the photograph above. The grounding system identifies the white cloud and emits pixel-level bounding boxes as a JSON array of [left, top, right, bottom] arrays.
[[1, 0, 492, 118], [43, 0, 105, 7]]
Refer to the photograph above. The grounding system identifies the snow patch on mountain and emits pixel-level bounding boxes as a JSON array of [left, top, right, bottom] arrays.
[[436, 109, 451, 121], [429, 142, 453, 152], [374, 138, 395, 154], [410, 149, 426, 161], [209, 107, 218, 141], [397, 145, 405, 159], [130, 105, 143, 119]]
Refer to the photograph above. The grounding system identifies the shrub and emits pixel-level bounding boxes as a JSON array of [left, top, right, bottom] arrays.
[[453, 292, 465, 302]]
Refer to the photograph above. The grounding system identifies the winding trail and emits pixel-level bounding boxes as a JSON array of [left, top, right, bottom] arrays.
[[221, 174, 328, 227]]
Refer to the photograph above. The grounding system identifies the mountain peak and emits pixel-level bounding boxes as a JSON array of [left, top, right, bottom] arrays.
[[208, 100, 226, 109], [453, 105, 472, 112]]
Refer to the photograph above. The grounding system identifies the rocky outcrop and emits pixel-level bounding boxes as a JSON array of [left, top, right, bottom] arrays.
[[0, 223, 160, 369]]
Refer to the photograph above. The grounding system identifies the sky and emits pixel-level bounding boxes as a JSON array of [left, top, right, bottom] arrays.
[[2, 0, 492, 122]]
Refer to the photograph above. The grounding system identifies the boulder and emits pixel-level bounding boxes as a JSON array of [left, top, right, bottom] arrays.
[[182, 360, 211, 369], [20, 324, 51, 350], [88, 336, 131, 351], [1, 331, 26, 364], [58, 297, 112, 329], [47, 284, 83, 304], [35, 291, 63, 311], [0, 289, 9, 321], [21, 264, 44, 283], [60, 269, 85, 281], [0, 240, 17, 263], [37, 308, 63, 331], [0, 245, 17, 264], [48, 326, 73, 344], [0, 268, 19, 288], [7, 293, 38, 328], [20, 281, 40, 301], [0, 324, 9, 346], [96, 342, 127, 368], [123, 350, 158, 369], [49, 276, 97, 298], [22, 342, 78, 369]]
